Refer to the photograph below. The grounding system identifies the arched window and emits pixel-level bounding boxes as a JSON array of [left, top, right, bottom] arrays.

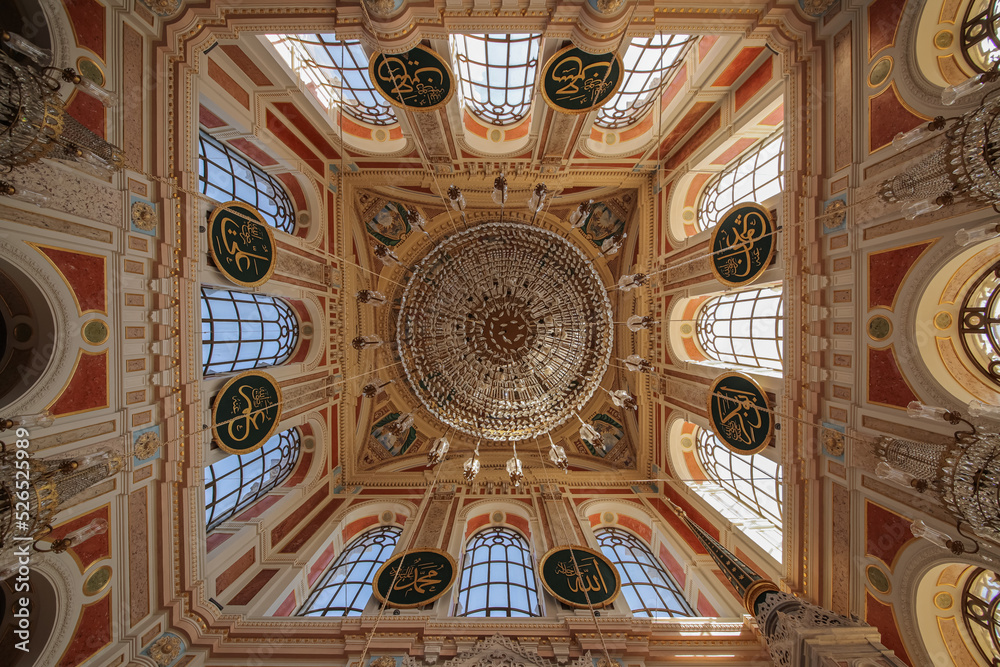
[[696, 286, 784, 372], [455, 527, 540, 617], [451, 33, 541, 126], [595, 527, 694, 618], [962, 568, 1000, 664], [200, 287, 299, 376], [198, 131, 296, 233], [690, 428, 783, 561], [265, 34, 397, 126], [959, 259, 1000, 387], [962, 0, 1000, 73], [298, 526, 402, 616], [595, 34, 693, 130], [698, 131, 784, 231], [204, 428, 300, 531]]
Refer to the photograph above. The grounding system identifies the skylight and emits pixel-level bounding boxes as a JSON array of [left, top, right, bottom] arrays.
[[451, 33, 541, 126], [266, 34, 397, 126], [595, 34, 693, 130]]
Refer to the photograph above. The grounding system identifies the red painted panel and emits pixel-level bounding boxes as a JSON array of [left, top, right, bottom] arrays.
[[464, 110, 489, 138], [659, 63, 688, 108], [506, 115, 532, 140], [48, 352, 108, 416], [588, 513, 601, 527], [868, 347, 921, 408], [228, 569, 278, 606], [342, 515, 379, 543], [279, 498, 345, 553], [36, 246, 106, 314], [698, 36, 719, 62], [275, 590, 297, 616], [266, 110, 324, 174], [869, 86, 927, 152], [227, 138, 278, 166], [56, 592, 111, 667], [206, 532, 233, 554], [712, 47, 765, 87], [760, 104, 784, 126], [865, 501, 915, 568], [209, 58, 250, 109], [697, 590, 719, 617], [619, 113, 655, 142], [283, 451, 313, 488], [235, 494, 282, 521], [66, 91, 105, 138], [65, 0, 106, 60], [869, 0, 908, 59], [273, 102, 338, 158], [309, 542, 338, 585], [667, 109, 721, 170], [276, 173, 308, 211], [658, 543, 686, 588], [507, 513, 530, 538], [389, 126, 404, 140], [338, 112, 373, 140], [865, 592, 914, 666], [45, 506, 110, 572], [734, 58, 773, 111], [271, 485, 329, 544], [868, 243, 932, 310], [465, 513, 491, 538], [395, 512, 407, 526], [711, 138, 757, 166], [617, 514, 652, 543], [216, 548, 255, 594], [658, 102, 713, 157], [220, 44, 273, 86], [200, 105, 227, 128]]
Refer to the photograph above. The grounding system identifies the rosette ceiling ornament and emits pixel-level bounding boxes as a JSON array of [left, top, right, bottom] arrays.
[[396, 223, 614, 442]]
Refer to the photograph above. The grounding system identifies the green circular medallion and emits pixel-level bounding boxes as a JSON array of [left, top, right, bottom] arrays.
[[540, 45, 624, 114], [77, 56, 105, 86], [539, 545, 620, 609], [866, 564, 890, 594], [869, 57, 892, 87], [708, 372, 773, 455], [212, 371, 283, 455], [372, 548, 458, 608], [867, 315, 891, 341], [370, 45, 455, 111], [709, 202, 776, 287], [83, 565, 112, 596], [83, 319, 109, 345], [208, 201, 276, 288]]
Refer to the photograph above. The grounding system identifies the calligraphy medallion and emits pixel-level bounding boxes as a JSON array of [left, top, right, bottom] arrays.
[[707, 372, 773, 455], [539, 545, 620, 609], [709, 202, 775, 288], [370, 45, 455, 111], [540, 46, 624, 114], [372, 548, 457, 608], [208, 201, 276, 288], [212, 370, 283, 455]]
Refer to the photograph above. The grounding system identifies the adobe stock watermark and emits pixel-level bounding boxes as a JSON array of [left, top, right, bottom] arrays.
[[11, 426, 35, 653]]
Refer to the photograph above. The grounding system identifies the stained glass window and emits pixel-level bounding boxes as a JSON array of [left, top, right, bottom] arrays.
[[451, 33, 541, 126], [696, 286, 784, 372], [205, 428, 300, 531], [198, 131, 296, 233], [298, 526, 402, 616], [963, 567, 1000, 665], [266, 34, 397, 126], [455, 527, 540, 617], [595, 527, 694, 617], [690, 428, 783, 561], [595, 34, 693, 129], [698, 131, 784, 231], [200, 287, 299, 376], [962, 0, 1000, 74]]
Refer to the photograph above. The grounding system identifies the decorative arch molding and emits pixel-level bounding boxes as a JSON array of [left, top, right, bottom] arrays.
[[25, 556, 82, 666], [0, 236, 80, 416], [888, 538, 1000, 667], [403, 635, 594, 667], [328, 498, 418, 539]]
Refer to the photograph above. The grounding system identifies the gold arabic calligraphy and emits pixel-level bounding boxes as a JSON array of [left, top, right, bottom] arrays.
[[227, 384, 274, 442], [554, 556, 610, 596], [713, 386, 765, 448], [715, 211, 767, 279], [376, 55, 447, 107], [550, 56, 616, 106], [388, 557, 443, 597], [221, 214, 270, 275]]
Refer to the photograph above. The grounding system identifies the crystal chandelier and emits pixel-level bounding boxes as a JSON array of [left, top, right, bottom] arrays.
[[875, 400, 1000, 555], [0, 32, 124, 174]]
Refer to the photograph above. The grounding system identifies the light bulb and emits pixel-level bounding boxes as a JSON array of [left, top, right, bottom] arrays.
[[942, 73, 986, 105], [955, 224, 1000, 247], [2, 31, 52, 66], [969, 400, 1000, 419], [63, 518, 109, 546], [902, 198, 943, 219]]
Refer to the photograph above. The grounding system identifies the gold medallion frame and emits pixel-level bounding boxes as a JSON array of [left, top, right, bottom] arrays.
[[538, 544, 621, 609], [539, 44, 625, 115], [368, 45, 456, 113], [211, 370, 283, 456], [371, 547, 458, 609], [207, 201, 277, 288], [708, 202, 776, 288], [707, 371, 773, 455]]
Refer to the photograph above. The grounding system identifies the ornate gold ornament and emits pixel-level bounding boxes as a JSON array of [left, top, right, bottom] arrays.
[[364, 0, 398, 16], [131, 201, 157, 231], [596, 0, 625, 13], [371, 657, 396, 667], [822, 199, 846, 230], [134, 431, 162, 460], [141, 0, 182, 17], [823, 430, 845, 457], [148, 635, 182, 666]]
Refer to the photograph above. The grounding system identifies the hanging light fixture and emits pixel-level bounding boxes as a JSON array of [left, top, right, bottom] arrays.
[[576, 413, 603, 447], [617, 273, 648, 291], [407, 207, 430, 237], [362, 378, 393, 399], [463, 442, 481, 483], [356, 289, 388, 306], [427, 435, 450, 466], [547, 433, 569, 473], [626, 315, 657, 331], [506, 442, 524, 487], [568, 199, 592, 228], [351, 335, 383, 350]]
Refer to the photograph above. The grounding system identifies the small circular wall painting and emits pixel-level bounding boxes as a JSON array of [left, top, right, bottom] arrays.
[[866, 564, 890, 594], [867, 315, 891, 341], [83, 565, 112, 596]]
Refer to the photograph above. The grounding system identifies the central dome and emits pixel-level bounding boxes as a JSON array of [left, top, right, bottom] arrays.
[[397, 223, 614, 441]]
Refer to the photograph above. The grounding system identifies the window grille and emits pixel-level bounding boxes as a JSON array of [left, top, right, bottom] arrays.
[[962, 567, 1000, 666], [961, 0, 1000, 74], [451, 33, 541, 126], [595, 527, 694, 617], [200, 287, 299, 376], [696, 286, 783, 372], [698, 131, 784, 232], [455, 527, 540, 617]]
